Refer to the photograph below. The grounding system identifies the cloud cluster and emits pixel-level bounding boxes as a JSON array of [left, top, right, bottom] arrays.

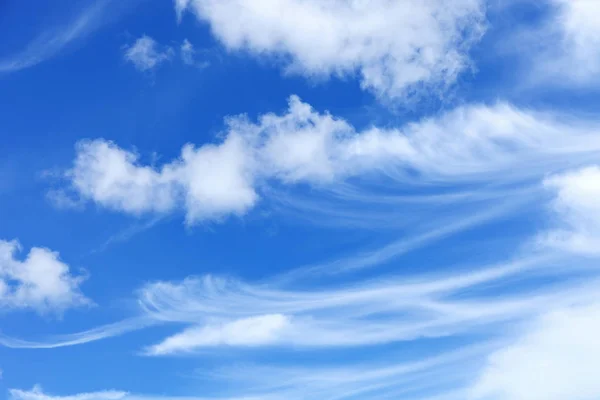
[[11, 291, 600, 399], [68, 132, 256, 223], [60, 96, 600, 223], [178, 0, 486, 101], [0, 240, 89, 313], [6, 1, 600, 399]]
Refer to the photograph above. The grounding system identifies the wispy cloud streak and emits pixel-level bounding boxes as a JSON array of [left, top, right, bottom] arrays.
[[0, 0, 116, 73]]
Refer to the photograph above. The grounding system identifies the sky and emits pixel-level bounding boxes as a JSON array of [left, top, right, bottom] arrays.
[[1, 0, 600, 399]]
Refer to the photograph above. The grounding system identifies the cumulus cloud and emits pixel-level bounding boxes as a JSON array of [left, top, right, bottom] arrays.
[[471, 302, 600, 400], [0, 240, 89, 313], [176, 135, 257, 222], [177, 0, 486, 101], [540, 166, 600, 254], [67, 132, 256, 223], [124, 35, 173, 72], [58, 96, 600, 224], [519, 0, 600, 87], [68, 140, 180, 214]]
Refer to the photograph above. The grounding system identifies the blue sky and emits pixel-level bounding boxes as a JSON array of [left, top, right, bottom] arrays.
[[1, 0, 600, 399]]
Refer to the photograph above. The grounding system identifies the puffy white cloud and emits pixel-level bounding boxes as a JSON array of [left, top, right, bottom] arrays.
[[176, 135, 258, 223], [124, 35, 173, 72], [520, 0, 600, 86], [541, 166, 600, 254], [178, 0, 486, 101], [61, 96, 600, 224], [471, 302, 600, 400], [69, 140, 179, 214], [249, 96, 354, 183], [0, 240, 89, 313], [68, 133, 256, 224]]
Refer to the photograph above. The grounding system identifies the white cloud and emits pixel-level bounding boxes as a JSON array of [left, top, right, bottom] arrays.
[[3, 252, 566, 351], [176, 135, 257, 223], [147, 314, 290, 354], [0, 240, 89, 313], [67, 133, 256, 224], [10, 387, 127, 400], [549, 0, 600, 84], [135, 252, 598, 354], [179, 0, 486, 101], [541, 166, 600, 254], [180, 39, 195, 65], [124, 35, 173, 72], [0, 1, 112, 74], [179, 39, 208, 68], [60, 97, 600, 224], [0, 317, 156, 349], [46, 189, 85, 210], [471, 302, 600, 400], [69, 140, 179, 214], [517, 0, 600, 87], [11, 297, 600, 399]]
